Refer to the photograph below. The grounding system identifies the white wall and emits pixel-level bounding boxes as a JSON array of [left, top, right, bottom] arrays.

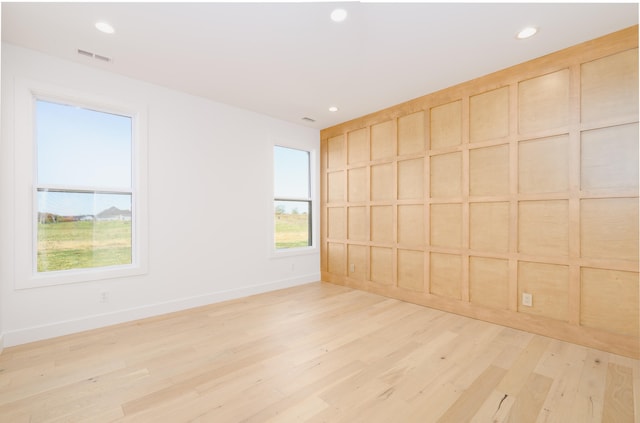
[[0, 43, 321, 347]]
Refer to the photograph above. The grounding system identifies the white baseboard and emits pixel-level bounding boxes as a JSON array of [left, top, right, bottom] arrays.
[[3, 273, 319, 348]]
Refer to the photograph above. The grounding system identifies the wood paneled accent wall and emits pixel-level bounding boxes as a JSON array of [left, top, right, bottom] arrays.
[[320, 26, 639, 358]]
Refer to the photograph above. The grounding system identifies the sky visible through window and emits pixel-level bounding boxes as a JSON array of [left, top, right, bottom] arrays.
[[274, 146, 310, 214], [36, 100, 132, 216]]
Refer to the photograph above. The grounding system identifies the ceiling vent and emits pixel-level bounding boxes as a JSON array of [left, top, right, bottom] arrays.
[[301, 117, 316, 122], [77, 49, 112, 63]]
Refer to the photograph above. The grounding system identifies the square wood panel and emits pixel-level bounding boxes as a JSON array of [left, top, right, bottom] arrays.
[[470, 86, 509, 143], [371, 247, 393, 285], [430, 203, 462, 248], [327, 171, 344, 203], [348, 206, 367, 242], [397, 158, 424, 200], [581, 123, 639, 191], [398, 204, 424, 247], [581, 267, 640, 337], [347, 244, 367, 281], [469, 256, 509, 310], [430, 252, 462, 300], [371, 205, 394, 244], [519, 135, 570, 194], [581, 48, 639, 123], [371, 120, 394, 161], [348, 167, 367, 203], [518, 200, 569, 257], [327, 242, 345, 275], [371, 163, 394, 201], [347, 128, 369, 164], [398, 111, 425, 155], [327, 207, 345, 240], [581, 198, 639, 261], [398, 249, 424, 292], [430, 100, 462, 149], [518, 261, 569, 322], [327, 134, 344, 169], [469, 202, 509, 253], [519, 69, 570, 134], [469, 144, 509, 196], [430, 152, 462, 198]]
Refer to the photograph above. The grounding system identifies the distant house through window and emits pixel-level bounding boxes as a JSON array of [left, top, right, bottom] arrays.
[[35, 99, 134, 272], [273, 146, 312, 250]]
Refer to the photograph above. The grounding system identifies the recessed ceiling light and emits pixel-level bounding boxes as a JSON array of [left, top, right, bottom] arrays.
[[95, 21, 115, 34], [330, 9, 348, 23], [329, 106, 339, 112], [517, 26, 537, 39]]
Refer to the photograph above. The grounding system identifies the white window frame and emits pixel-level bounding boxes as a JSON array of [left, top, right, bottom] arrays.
[[13, 78, 148, 288], [270, 141, 319, 258]]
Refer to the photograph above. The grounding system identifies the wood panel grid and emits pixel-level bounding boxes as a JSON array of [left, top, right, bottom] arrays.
[[470, 86, 510, 143], [320, 26, 639, 358]]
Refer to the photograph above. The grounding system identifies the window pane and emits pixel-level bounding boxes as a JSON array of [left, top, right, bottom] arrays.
[[37, 190, 132, 272], [274, 200, 310, 249], [36, 100, 132, 188], [274, 146, 309, 199]]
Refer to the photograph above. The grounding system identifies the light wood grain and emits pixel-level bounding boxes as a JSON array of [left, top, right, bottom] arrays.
[[581, 48, 639, 123], [518, 135, 570, 194], [430, 252, 462, 300], [518, 69, 570, 134], [397, 249, 424, 292], [581, 123, 639, 191], [347, 127, 369, 164], [370, 247, 393, 286], [469, 143, 510, 196], [469, 256, 509, 310], [398, 111, 425, 155], [326, 171, 344, 203], [1, 282, 636, 422], [397, 204, 424, 247], [430, 152, 462, 198], [370, 163, 394, 201], [320, 26, 639, 358], [370, 205, 394, 244], [470, 86, 509, 143], [397, 158, 424, 200], [347, 167, 367, 203], [347, 206, 367, 241], [370, 120, 394, 161], [581, 267, 640, 337], [430, 100, 462, 150], [327, 134, 345, 169]]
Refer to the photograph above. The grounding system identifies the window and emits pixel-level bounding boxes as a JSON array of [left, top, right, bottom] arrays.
[[12, 78, 148, 288], [35, 99, 134, 273], [274, 146, 312, 250]]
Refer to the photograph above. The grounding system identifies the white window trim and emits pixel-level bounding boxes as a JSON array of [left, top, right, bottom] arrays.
[[269, 140, 319, 258], [13, 78, 148, 289]]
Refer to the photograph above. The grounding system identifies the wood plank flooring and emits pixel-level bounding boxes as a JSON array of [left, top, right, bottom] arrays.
[[0, 282, 637, 422]]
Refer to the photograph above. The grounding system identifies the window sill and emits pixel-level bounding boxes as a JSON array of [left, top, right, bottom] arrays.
[[270, 246, 319, 259], [17, 263, 147, 290]]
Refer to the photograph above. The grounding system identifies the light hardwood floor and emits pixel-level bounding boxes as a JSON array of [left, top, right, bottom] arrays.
[[0, 282, 638, 422]]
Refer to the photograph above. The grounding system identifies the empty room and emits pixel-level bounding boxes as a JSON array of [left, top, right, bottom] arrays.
[[0, 2, 638, 422]]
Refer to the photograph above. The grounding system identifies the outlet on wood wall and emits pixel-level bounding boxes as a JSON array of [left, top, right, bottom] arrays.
[[320, 26, 639, 358]]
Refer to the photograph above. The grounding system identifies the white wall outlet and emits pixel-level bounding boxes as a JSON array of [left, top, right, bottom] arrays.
[[99, 291, 109, 303], [522, 292, 533, 307], [349, 263, 355, 273]]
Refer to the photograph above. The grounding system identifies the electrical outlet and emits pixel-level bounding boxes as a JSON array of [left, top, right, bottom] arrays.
[[522, 292, 533, 307], [99, 291, 109, 303], [349, 263, 355, 273]]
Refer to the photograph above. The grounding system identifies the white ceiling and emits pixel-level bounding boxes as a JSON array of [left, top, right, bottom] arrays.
[[2, 2, 638, 130]]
